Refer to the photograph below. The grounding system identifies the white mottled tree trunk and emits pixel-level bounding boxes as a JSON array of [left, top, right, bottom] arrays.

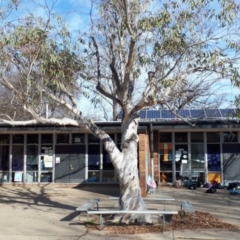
[[84, 116, 151, 223], [111, 116, 151, 223]]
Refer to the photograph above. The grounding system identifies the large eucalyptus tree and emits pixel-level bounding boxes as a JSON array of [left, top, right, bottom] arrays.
[[0, 0, 240, 223]]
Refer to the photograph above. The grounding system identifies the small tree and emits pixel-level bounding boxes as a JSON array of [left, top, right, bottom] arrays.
[[0, 0, 240, 223]]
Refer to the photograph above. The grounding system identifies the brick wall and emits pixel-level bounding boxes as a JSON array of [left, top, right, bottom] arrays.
[[138, 130, 160, 196], [138, 131, 149, 197], [153, 130, 160, 185]]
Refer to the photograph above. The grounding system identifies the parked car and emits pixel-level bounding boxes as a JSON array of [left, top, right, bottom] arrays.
[[227, 182, 240, 190], [230, 189, 240, 195]]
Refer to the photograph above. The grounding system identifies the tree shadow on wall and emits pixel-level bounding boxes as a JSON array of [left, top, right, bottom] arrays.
[[223, 153, 240, 181]]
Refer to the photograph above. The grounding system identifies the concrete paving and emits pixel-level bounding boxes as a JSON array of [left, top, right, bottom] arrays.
[[0, 184, 239, 240]]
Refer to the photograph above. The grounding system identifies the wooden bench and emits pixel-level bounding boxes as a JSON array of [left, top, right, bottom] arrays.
[[88, 209, 178, 229], [109, 197, 175, 210], [181, 200, 195, 221], [76, 199, 100, 221]]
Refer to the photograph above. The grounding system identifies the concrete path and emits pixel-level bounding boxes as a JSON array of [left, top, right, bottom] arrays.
[[0, 184, 239, 240]]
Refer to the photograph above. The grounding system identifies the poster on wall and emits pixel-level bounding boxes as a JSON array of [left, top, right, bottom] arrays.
[[41, 155, 53, 169], [175, 148, 188, 162], [159, 143, 172, 161], [14, 172, 23, 182], [44, 155, 53, 168], [175, 151, 181, 162], [55, 157, 60, 164]]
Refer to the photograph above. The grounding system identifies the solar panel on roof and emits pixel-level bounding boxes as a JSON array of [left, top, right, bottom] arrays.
[[176, 110, 191, 118], [161, 110, 175, 118], [190, 110, 205, 118], [134, 108, 237, 121], [205, 109, 221, 118], [220, 109, 235, 118], [139, 110, 147, 119], [146, 110, 161, 119]]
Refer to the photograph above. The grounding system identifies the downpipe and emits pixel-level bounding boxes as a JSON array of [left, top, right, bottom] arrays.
[[149, 123, 154, 179]]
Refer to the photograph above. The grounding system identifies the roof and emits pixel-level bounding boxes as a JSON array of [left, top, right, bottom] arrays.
[[117, 108, 237, 122], [0, 109, 239, 133]]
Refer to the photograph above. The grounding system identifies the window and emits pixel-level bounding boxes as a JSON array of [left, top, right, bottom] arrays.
[[0, 134, 10, 177], [26, 145, 38, 183], [191, 132, 203, 142], [12, 134, 24, 144], [41, 134, 53, 144], [72, 134, 85, 144], [0, 145, 9, 171], [160, 172, 172, 183], [40, 134, 53, 183], [175, 132, 188, 143], [40, 145, 53, 171], [27, 134, 38, 144], [0, 134, 10, 144], [175, 144, 188, 171], [12, 135, 24, 182], [12, 145, 24, 171], [207, 144, 221, 171], [159, 133, 172, 182], [56, 134, 69, 144], [88, 134, 100, 144], [223, 132, 238, 143], [88, 145, 100, 170], [103, 148, 114, 170], [88, 134, 100, 183], [159, 133, 172, 143], [27, 145, 38, 170], [207, 132, 220, 143], [191, 144, 204, 170]]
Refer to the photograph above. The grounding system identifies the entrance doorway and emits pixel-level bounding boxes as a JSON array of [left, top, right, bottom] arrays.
[[55, 145, 85, 183]]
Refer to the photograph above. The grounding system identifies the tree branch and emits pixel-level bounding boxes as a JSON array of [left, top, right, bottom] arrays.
[[96, 82, 123, 108], [0, 75, 40, 119], [109, 46, 122, 92], [84, 118, 123, 169], [90, 36, 101, 82], [123, 38, 135, 97], [123, 0, 134, 35], [42, 88, 81, 117], [0, 117, 79, 126]]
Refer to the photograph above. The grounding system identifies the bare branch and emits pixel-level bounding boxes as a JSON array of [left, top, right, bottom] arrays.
[[123, 38, 135, 96], [96, 82, 123, 108], [90, 36, 101, 83], [123, 0, 134, 35]]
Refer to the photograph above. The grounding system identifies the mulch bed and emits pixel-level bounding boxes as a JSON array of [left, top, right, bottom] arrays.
[[86, 211, 239, 234]]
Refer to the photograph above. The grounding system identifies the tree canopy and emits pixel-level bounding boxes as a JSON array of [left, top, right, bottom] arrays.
[[0, 1, 83, 120], [84, 0, 240, 121], [0, 0, 239, 122]]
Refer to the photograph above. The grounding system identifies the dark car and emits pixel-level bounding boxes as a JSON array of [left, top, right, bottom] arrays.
[[227, 182, 240, 190]]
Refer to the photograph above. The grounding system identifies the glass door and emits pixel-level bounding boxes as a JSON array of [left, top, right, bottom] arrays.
[[26, 134, 39, 183], [0, 134, 10, 182], [12, 134, 24, 182], [40, 134, 53, 182]]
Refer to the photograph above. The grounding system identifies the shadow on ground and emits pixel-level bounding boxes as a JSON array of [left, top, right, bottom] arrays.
[[0, 184, 120, 223], [73, 184, 120, 197]]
